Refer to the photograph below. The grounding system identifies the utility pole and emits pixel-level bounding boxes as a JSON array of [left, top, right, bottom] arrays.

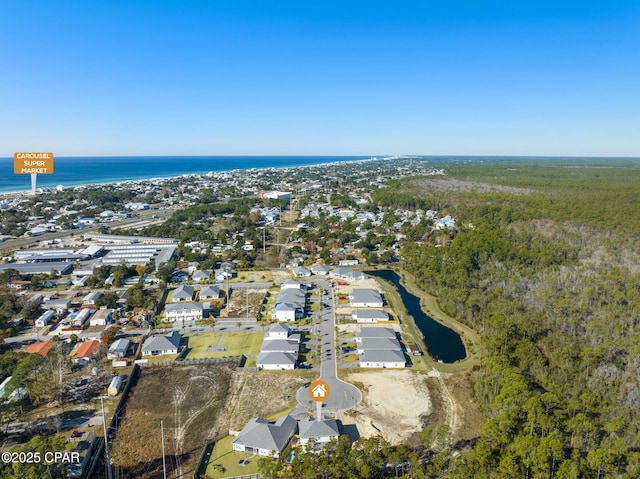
[[101, 397, 113, 479], [161, 420, 167, 479]]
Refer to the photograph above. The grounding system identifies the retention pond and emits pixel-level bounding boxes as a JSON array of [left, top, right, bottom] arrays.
[[370, 269, 466, 363]]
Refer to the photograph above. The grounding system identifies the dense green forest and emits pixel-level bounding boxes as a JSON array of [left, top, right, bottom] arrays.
[[392, 159, 640, 477]]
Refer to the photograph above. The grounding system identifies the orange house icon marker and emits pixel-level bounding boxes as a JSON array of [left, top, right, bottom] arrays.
[[308, 380, 330, 402]]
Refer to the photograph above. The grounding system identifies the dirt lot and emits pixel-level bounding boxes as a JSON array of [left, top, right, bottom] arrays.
[[223, 287, 267, 318], [340, 368, 483, 448], [109, 366, 311, 479], [339, 370, 432, 445]]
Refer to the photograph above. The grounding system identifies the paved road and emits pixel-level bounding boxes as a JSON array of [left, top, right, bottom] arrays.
[[296, 279, 361, 414]]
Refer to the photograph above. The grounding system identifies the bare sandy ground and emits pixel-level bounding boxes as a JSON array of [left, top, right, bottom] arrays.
[[339, 370, 432, 445]]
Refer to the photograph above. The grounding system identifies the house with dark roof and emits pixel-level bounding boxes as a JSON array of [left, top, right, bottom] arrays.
[[141, 331, 181, 356], [232, 415, 298, 457]]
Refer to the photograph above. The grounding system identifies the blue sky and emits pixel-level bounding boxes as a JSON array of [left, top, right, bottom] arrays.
[[1, 1, 638, 156]]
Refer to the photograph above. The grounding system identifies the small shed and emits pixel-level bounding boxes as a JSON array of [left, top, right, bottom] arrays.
[[108, 376, 124, 396]]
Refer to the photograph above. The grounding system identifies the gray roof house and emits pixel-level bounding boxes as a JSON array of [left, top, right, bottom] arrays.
[[331, 267, 368, 281], [311, 265, 330, 276], [141, 331, 181, 356], [192, 269, 211, 282], [351, 309, 389, 323], [260, 339, 300, 354], [165, 302, 204, 323], [199, 285, 221, 300], [349, 289, 383, 308], [214, 266, 233, 281], [355, 327, 397, 343], [232, 415, 298, 457], [359, 349, 406, 368], [257, 351, 298, 370], [107, 338, 130, 359], [356, 337, 402, 354], [292, 266, 311, 278], [271, 288, 306, 322], [298, 418, 341, 450], [266, 323, 292, 339], [172, 285, 195, 302]]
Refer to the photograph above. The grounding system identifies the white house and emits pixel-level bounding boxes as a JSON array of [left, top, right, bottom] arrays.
[[214, 266, 233, 281], [349, 289, 383, 308], [265, 323, 291, 340], [271, 288, 306, 322], [107, 338, 130, 359], [356, 337, 402, 355], [172, 285, 195, 302], [359, 349, 406, 368], [292, 266, 311, 278], [257, 351, 297, 370], [232, 415, 298, 457], [141, 331, 181, 356], [311, 265, 330, 276], [35, 310, 55, 327], [351, 309, 389, 323], [165, 302, 204, 323], [89, 308, 112, 326], [83, 291, 103, 306], [199, 285, 220, 300], [355, 327, 397, 344], [281, 278, 305, 290], [298, 418, 341, 450], [192, 270, 211, 282]]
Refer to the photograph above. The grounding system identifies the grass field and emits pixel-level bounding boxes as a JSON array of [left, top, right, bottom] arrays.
[[184, 331, 263, 359], [205, 436, 260, 479]]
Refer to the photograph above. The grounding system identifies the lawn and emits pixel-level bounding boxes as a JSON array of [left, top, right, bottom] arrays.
[[205, 436, 260, 479], [184, 331, 263, 359]]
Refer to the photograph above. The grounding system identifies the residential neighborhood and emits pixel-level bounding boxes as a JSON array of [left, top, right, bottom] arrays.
[[0, 158, 458, 479]]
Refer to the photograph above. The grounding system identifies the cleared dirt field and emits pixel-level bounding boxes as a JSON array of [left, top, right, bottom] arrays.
[[109, 366, 312, 479], [110, 364, 235, 479], [223, 287, 267, 318], [339, 370, 432, 445]]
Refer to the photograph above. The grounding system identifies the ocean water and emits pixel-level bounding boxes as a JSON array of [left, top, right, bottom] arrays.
[[0, 156, 369, 193]]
